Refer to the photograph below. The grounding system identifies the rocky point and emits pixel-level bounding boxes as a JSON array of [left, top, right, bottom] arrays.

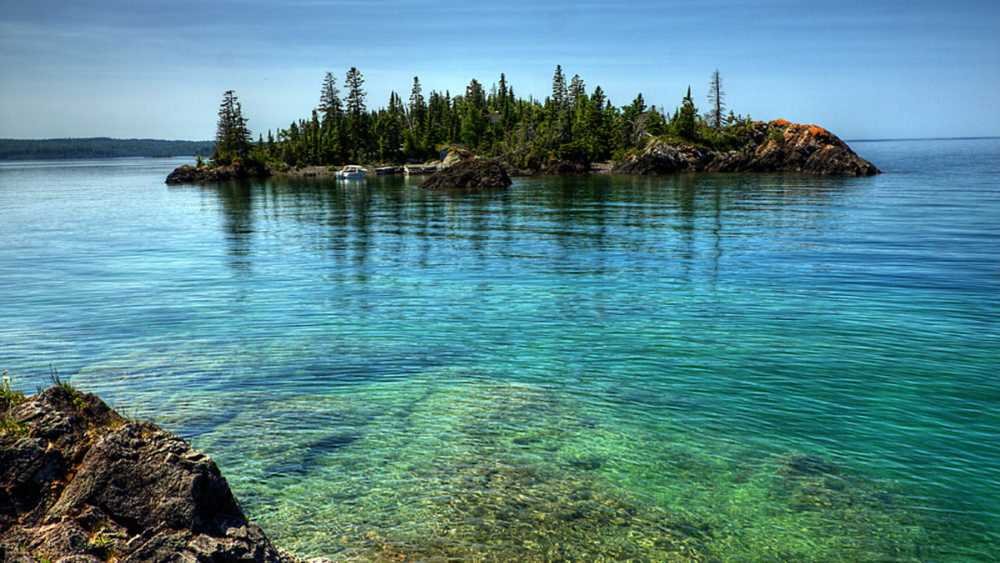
[[613, 120, 879, 176], [0, 385, 298, 562]]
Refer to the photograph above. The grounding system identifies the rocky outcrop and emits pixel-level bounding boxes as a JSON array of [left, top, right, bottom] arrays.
[[166, 160, 271, 185], [613, 120, 879, 177], [0, 385, 294, 562], [440, 147, 475, 169], [421, 158, 512, 190]]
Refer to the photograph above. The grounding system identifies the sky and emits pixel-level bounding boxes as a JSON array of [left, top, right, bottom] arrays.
[[1, 0, 998, 140]]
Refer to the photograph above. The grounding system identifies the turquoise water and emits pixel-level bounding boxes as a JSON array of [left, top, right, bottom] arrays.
[[1, 140, 998, 560]]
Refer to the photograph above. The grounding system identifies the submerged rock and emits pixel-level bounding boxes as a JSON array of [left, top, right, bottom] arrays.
[[165, 159, 271, 185], [421, 158, 512, 190], [614, 120, 879, 177], [0, 385, 295, 562]]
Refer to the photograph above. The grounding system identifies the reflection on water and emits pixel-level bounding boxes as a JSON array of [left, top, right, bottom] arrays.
[[0, 144, 998, 559]]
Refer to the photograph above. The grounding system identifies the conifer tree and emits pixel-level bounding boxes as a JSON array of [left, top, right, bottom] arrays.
[[551, 65, 567, 110], [674, 86, 699, 141], [569, 74, 586, 107], [706, 70, 725, 129], [344, 67, 368, 161], [319, 72, 342, 121], [460, 79, 488, 149], [213, 90, 252, 164], [408, 76, 426, 133], [345, 67, 367, 116]]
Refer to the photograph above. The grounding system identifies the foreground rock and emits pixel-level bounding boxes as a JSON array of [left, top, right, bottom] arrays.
[[613, 120, 879, 176], [166, 160, 271, 185], [0, 385, 295, 562], [421, 158, 512, 190]]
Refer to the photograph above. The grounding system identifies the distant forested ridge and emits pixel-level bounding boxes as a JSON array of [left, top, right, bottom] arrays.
[[0, 138, 214, 160]]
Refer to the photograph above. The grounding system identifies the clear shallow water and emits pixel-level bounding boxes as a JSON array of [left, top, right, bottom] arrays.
[[1, 141, 998, 560]]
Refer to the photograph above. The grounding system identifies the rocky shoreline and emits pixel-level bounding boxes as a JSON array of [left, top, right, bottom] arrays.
[[165, 120, 877, 187], [612, 120, 879, 176], [0, 385, 305, 562]]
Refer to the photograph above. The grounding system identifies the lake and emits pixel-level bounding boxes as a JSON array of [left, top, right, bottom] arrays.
[[1, 140, 998, 560]]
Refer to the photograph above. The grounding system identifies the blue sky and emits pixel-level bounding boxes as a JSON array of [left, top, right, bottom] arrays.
[[1, 0, 997, 140]]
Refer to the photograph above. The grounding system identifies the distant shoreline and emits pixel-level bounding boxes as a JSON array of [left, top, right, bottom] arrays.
[[0, 138, 213, 161], [847, 136, 1000, 143]]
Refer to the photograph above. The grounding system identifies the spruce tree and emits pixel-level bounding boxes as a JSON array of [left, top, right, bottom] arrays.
[[319, 72, 342, 120], [551, 65, 567, 110], [344, 67, 368, 161], [213, 90, 252, 164], [345, 67, 367, 116], [674, 86, 699, 141], [408, 76, 426, 133], [460, 79, 487, 149], [706, 70, 725, 129], [569, 74, 586, 107]]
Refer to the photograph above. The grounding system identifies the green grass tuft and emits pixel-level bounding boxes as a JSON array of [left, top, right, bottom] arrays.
[[0, 414, 27, 438], [0, 369, 26, 410]]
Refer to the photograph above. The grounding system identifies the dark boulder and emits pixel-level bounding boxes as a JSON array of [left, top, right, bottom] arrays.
[[421, 158, 512, 190], [165, 160, 270, 185], [0, 386, 295, 562]]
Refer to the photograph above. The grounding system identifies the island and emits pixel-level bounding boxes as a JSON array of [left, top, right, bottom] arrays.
[[165, 67, 878, 187]]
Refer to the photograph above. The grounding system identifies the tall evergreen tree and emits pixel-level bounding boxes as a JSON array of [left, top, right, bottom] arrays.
[[460, 79, 488, 149], [706, 70, 725, 129], [551, 65, 567, 110], [344, 67, 368, 161], [345, 67, 367, 116], [408, 76, 426, 132], [674, 86, 699, 141], [319, 72, 342, 120], [569, 74, 586, 107], [213, 90, 252, 164]]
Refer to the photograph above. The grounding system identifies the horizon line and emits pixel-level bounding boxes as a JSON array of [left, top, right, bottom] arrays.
[[5, 135, 1000, 144]]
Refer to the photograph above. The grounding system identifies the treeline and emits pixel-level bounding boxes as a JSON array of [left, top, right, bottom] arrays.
[[0, 138, 214, 161], [213, 66, 756, 169]]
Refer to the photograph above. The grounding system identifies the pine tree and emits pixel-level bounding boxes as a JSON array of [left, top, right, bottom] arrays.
[[319, 72, 342, 121], [569, 74, 586, 107], [345, 67, 367, 116], [497, 73, 512, 128], [674, 86, 699, 141], [408, 76, 426, 132], [376, 92, 405, 162], [706, 70, 725, 129], [460, 79, 488, 149], [551, 65, 567, 110], [344, 67, 368, 161], [213, 90, 252, 164]]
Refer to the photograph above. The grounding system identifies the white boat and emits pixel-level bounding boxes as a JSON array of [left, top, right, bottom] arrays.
[[336, 165, 367, 180]]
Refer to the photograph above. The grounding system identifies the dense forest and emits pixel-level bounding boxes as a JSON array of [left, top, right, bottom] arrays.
[[213, 66, 754, 170], [0, 138, 213, 161]]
